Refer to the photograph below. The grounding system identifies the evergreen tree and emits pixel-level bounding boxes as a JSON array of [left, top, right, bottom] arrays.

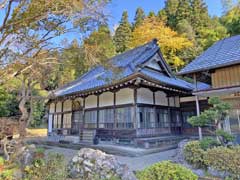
[[164, 0, 180, 28], [133, 7, 145, 29], [176, 0, 191, 24], [148, 11, 156, 18], [84, 25, 116, 65], [113, 11, 132, 53], [221, 6, 240, 35], [191, 0, 210, 34]]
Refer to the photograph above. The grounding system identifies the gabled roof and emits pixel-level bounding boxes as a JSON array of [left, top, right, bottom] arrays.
[[54, 39, 209, 97], [178, 35, 240, 75]]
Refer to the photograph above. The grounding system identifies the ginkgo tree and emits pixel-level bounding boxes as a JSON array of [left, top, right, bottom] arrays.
[[128, 16, 193, 71]]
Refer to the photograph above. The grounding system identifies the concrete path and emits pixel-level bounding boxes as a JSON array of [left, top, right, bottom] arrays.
[[44, 146, 176, 171]]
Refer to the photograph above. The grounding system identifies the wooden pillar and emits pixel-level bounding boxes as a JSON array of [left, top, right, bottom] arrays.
[[133, 88, 138, 129], [71, 98, 74, 134], [193, 73, 202, 140], [97, 94, 100, 129], [153, 91, 156, 129], [80, 97, 86, 141], [113, 91, 117, 129], [167, 96, 171, 132], [61, 101, 64, 128]]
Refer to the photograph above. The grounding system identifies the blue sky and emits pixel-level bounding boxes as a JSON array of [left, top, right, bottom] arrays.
[[107, 0, 224, 29], [0, 0, 226, 45]]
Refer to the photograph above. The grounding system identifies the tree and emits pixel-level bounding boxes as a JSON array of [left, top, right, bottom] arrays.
[[221, 6, 240, 35], [198, 17, 228, 50], [188, 97, 232, 144], [128, 16, 193, 70], [59, 40, 87, 86], [133, 7, 145, 29], [164, 0, 180, 28], [190, 0, 210, 33], [175, 0, 191, 24], [148, 11, 156, 18], [0, 0, 110, 138], [84, 25, 116, 66], [0, 87, 18, 117], [113, 11, 132, 53]]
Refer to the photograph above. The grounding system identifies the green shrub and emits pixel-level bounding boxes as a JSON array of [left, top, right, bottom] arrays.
[[136, 161, 198, 180], [24, 153, 67, 180], [200, 137, 220, 150], [183, 141, 207, 169], [204, 146, 240, 179], [216, 129, 235, 145]]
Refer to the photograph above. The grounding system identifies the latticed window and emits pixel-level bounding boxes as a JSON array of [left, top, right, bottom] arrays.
[[53, 114, 62, 128], [138, 107, 155, 128], [63, 113, 72, 128], [99, 109, 114, 129], [156, 109, 169, 128], [85, 110, 97, 128], [116, 107, 134, 129]]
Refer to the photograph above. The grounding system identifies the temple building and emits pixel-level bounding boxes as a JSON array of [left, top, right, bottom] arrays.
[[47, 39, 210, 145]]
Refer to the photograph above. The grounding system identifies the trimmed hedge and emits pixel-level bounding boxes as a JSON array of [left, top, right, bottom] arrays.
[[183, 141, 207, 169], [205, 146, 240, 179], [136, 161, 198, 180]]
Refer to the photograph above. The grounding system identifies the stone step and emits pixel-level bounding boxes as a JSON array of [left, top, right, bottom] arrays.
[[80, 130, 96, 143], [135, 136, 185, 149]]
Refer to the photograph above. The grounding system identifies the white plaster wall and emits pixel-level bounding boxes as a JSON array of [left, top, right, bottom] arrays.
[[116, 88, 134, 105], [146, 60, 161, 71], [180, 96, 207, 102], [49, 103, 55, 113], [175, 96, 180, 107], [56, 101, 62, 112], [169, 97, 175, 107], [155, 91, 168, 106], [63, 99, 72, 112], [99, 92, 114, 107], [85, 95, 97, 109], [137, 88, 154, 104]]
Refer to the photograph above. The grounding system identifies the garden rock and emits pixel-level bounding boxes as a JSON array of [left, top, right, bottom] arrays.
[[68, 148, 136, 180], [17, 144, 36, 168]]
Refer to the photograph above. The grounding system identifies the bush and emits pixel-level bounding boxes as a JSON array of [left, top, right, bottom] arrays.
[[204, 146, 240, 179], [0, 156, 15, 180], [183, 141, 207, 169], [199, 137, 220, 150], [24, 153, 67, 180], [136, 161, 198, 180], [216, 129, 235, 145]]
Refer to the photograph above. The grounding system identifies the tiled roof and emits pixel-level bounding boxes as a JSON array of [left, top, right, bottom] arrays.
[[54, 39, 209, 97], [179, 35, 240, 75]]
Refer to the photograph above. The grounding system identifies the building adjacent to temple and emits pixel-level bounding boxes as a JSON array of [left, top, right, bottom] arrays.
[[179, 35, 240, 135]]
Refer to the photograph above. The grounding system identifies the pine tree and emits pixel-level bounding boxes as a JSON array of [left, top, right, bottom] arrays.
[[191, 0, 210, 34], [176, 0, 191, 23], [133, 7, 145, 29], [164, 0, 180, 28], [148, 11, 156, 18], [113, 11, 132, 53]]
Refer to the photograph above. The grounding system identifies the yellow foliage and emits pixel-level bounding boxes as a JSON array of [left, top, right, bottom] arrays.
[[128, 17, 193, 69]]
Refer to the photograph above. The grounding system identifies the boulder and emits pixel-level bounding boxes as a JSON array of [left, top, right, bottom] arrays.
[[68, 148, 136, 180]]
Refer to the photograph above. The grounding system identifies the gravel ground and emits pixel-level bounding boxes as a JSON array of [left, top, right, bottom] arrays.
[[44, 146, 176, 171]]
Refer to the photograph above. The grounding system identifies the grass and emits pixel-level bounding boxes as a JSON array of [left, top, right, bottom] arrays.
[[26, 128, 47, 137]]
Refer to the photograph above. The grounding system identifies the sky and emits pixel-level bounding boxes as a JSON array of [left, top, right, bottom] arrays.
[[107, 0, 224, 30]]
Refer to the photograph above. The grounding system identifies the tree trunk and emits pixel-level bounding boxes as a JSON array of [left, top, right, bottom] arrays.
[[19, 97, 29, 138]]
